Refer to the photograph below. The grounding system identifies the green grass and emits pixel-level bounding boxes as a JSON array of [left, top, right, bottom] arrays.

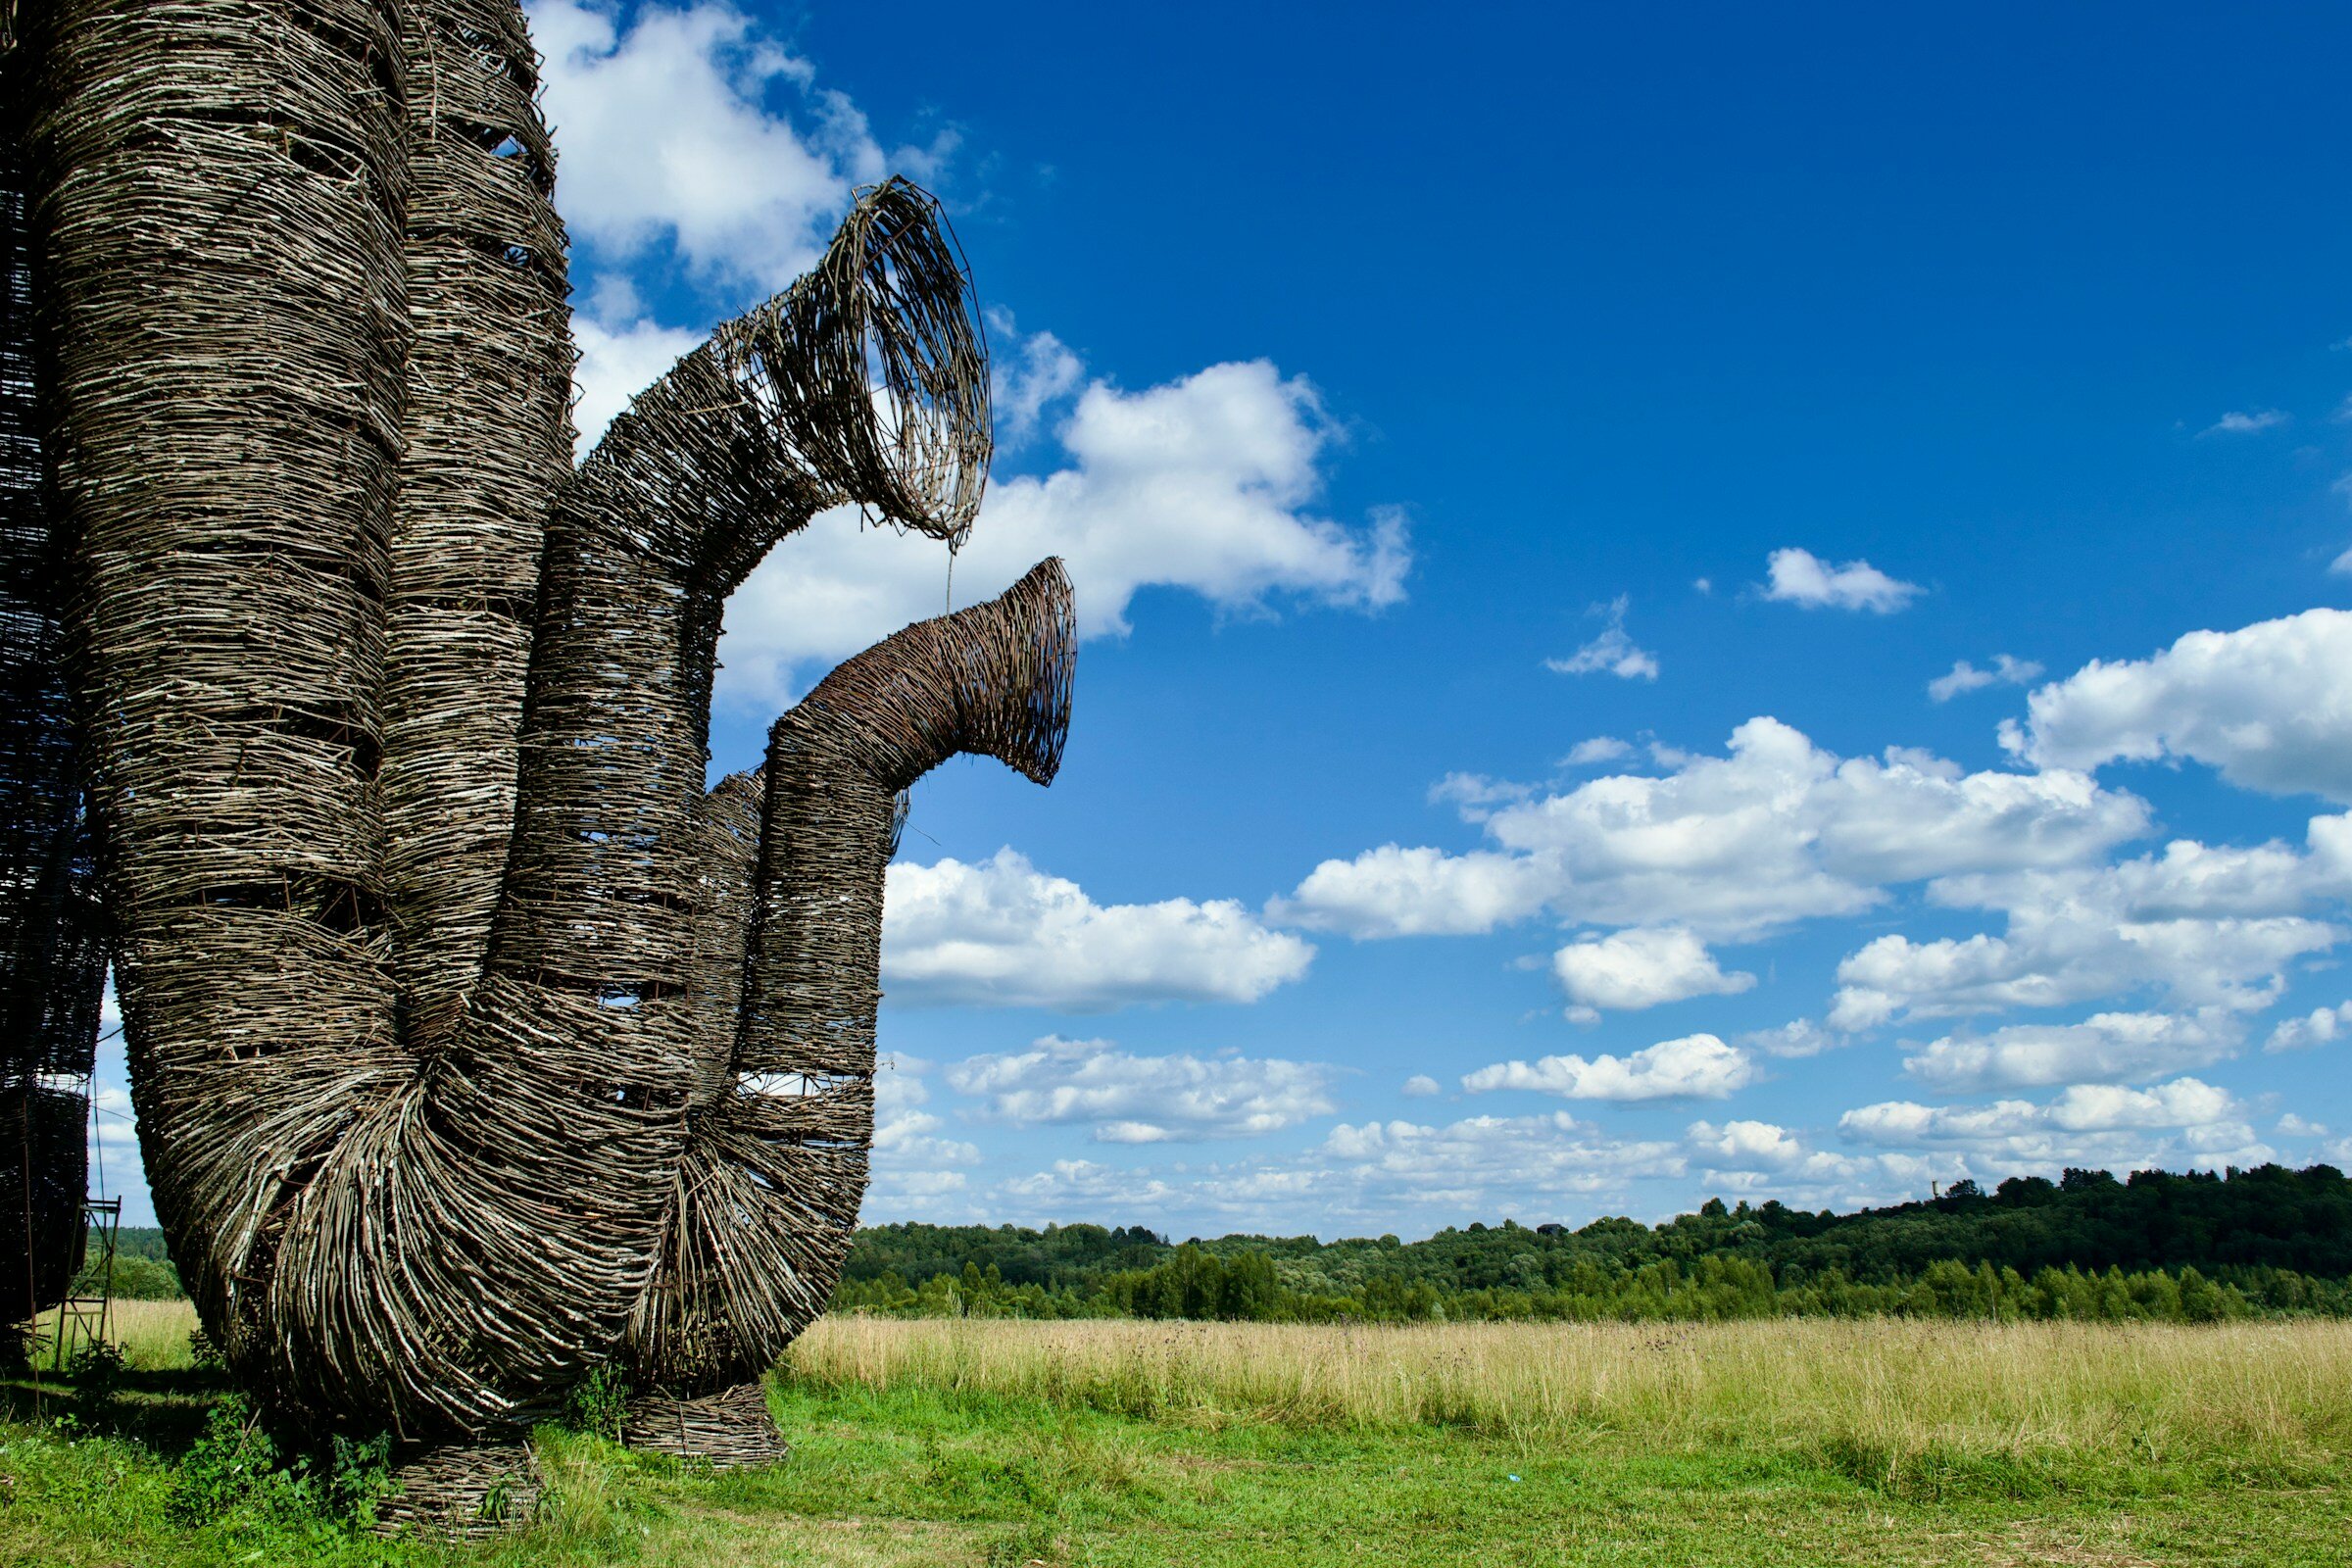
[[0, 1306, 2346, 1566]]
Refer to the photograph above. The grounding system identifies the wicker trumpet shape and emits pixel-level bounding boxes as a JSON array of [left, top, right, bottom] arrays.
[[2, 0, 1072, 1473]]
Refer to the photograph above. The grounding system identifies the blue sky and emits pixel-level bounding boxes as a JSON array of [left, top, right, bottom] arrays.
[[94, 2, 2352, 1238]]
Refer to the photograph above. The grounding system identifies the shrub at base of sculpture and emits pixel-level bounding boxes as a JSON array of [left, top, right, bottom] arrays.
[[4, 0, 1070, 1520]]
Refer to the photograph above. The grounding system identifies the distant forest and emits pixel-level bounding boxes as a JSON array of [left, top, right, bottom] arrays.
[[835, 1163, 2352, 1324], [90, 1162, 2352, 1324]]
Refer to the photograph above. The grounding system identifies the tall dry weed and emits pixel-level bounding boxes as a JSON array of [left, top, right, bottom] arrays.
[[786, 1316, 2352, 1475], [30, 1299, 195, 1371]]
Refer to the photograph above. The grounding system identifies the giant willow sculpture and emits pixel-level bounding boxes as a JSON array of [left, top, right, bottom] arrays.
[[0, 0, 1072, 1512]]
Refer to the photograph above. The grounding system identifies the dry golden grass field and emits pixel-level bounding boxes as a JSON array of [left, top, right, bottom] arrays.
[[1, 1302, 2346, 1565]]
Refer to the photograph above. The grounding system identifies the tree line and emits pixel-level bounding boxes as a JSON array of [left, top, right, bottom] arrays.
[[832, 1162, 2352, 1324], [89, 1162, 2352, 1324]]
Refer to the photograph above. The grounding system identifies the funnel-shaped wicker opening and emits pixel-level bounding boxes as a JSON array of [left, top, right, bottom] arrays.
[[720, 176, 990, 545]]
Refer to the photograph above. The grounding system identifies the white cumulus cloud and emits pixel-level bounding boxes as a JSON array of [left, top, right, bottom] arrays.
[[1317, 1112, 1687, 1213], [88, 1084, 138, 1158], [530, 6, 1410, 698], [947, 1035, 1337, 1143], [1829, 823, 2351, 1031], [1461, 1033, 1756, 1101], [1682, 1119, 1886, 1190], [865, 1055, 982, 1213], [1929, 654, 2043, 703], [715, 359, 1410, 708], [1740, 1019, 1841, 1058], [1562, 736, 1635, 767], [991, 316, 1085, 445], [2008, 609, 2352, 802], [2199, 410, 2288, 436], [1762, 547, 1922, 613], [569, 315, 703, 449], [977, 1111, 1690, 1236], [531, 0, 941, 296], [1278, 718, 2150, 943], [1840, 1077, 2267, 1171], [1427, 772, 1535, 820], [1899, 1009, 2243, 1092], [1551, 927, 1754, 1013], [1866, 1084, 2198, 1139], [1270, 845, 1553, 939], [883, 850, 1314, 1009], [2267, 1002, 2352, 1053], [1545, 596, 1659, 681], [1686, 1118, 1809, 1167]]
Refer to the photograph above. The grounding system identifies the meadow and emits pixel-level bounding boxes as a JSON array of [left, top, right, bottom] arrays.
[[0, 1301, 2346, 1565]]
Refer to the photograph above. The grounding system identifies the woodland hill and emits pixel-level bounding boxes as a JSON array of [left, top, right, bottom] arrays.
[[99, 1162, 2352, 1324], [833, 1163, 2352, 1323]]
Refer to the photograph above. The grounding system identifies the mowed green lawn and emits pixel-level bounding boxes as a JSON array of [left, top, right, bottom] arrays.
[[1, 1304, 2346, 1566]]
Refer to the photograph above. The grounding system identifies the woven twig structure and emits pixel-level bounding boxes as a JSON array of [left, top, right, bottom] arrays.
[[7, 0, 1070, 1479], [628, 560, 1073, 1396], [621, 1381, 789, 1471], [0, 28, 105, 1335], [377, 1440, 540, 1539]]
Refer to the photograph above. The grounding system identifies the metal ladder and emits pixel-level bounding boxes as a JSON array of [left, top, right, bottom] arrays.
[[47, 1196, 118, 1373]]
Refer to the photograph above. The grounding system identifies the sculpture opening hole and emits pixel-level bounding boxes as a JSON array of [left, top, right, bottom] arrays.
[[455, 121, 549, 189], [179, 876, 383, 935], [278, 133, 364, 184], [726, 178, 988, 544], [270, 706, 381, 781], [468, 237, 543, 274], [734, 1071, 861, 1101]]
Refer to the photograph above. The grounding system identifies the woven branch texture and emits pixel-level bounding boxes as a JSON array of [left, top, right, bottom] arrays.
[[7, 0, 1069, 1456], [0, 33, 105, 1326]]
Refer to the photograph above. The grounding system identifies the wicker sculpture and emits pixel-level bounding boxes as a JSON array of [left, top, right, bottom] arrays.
[[0, 22, 107, 1348], [3, 0, 1073, 1496]]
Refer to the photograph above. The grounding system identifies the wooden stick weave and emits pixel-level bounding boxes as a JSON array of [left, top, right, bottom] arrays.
[[11, 0, 1062, 1465], [0, 28, 106, 1331]]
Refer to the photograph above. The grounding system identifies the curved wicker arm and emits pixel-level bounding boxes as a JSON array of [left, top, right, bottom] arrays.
[[629, 559, 1073, 1391]]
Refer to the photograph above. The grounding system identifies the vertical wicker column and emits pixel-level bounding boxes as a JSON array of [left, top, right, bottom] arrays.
[[380, 2, 575, 1051], [0, 31, 106, 1344], [20, 1, 413, 1371]]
